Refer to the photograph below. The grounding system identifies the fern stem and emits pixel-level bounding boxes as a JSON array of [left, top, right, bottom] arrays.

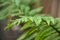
[[50, 25, 60, 35]]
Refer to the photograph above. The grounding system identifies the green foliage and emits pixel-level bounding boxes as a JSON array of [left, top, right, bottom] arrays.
[[0, 0, 60, 40]]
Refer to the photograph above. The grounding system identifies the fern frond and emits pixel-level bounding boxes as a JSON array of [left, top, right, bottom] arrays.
[[1, 0, 60, 40]]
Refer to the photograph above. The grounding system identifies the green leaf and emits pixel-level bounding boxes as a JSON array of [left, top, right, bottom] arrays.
[[35, 25, 50, 40], [34, 16, 42, 26], [29, 26, 38, 35], [44, 33, 58, 40], [17, 19, 21, 25], [43, 17, 51, 25], [15, 0, 21, 7], [55, 23, 60, 31], [20, 4, 26, 12], [21, 0, 32, 5], [29, 7, 43, 15], [11, 13, 20, 16], [17, 27, 35, 40], [28, 17, 34, 22], [0, 2, 9, 7], [50, 17, 55, 24], [35, 31, 41, 40], [20, 21, 32, 30], [21, 16, 28, 22], [0, 4, 14, 20], [26, 33, 37, 40], [55, 18, 60, 22], [4, 20, 18, 30], [53, 36, 60, 40], [17, 31, 28, 40], [24, 6, 30, 15]]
